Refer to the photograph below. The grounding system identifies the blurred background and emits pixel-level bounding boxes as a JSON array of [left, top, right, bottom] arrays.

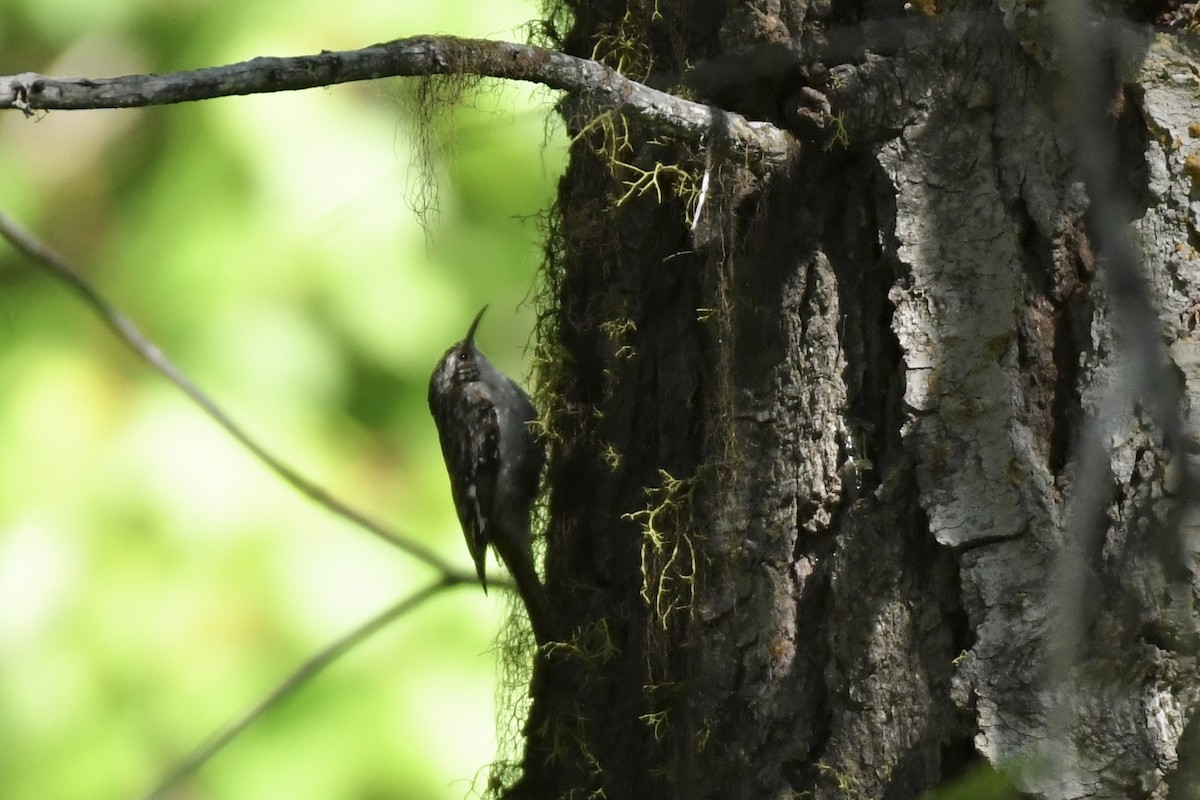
[[0, 0, 566, 797]]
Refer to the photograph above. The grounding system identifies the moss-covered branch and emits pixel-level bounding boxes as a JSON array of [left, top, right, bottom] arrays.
[[0, 35, 797, 172]]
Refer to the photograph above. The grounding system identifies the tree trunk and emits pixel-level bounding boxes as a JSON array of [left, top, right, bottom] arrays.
[[510, 3, 1200, 798]]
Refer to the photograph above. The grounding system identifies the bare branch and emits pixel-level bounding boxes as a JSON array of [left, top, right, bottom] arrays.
[[0, 36, 797, 172], [138, 580, 454, 800], [0, 209, 472, 578]]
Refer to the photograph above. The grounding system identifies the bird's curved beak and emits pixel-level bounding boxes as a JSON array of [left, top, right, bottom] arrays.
[[465, 305, 488, 345]]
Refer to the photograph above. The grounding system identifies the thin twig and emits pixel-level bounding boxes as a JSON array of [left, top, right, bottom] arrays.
[[138, 580, 453, 800], [0, 209, 467, 577], [1048, 0, 1199, 770], [0, 36, 797, 173]]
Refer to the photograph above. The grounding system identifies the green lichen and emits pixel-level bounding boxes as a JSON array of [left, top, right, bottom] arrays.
[[624, 469, 698, 631]]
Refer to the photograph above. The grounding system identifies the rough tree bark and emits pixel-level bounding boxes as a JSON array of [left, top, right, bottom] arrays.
[[518, 2, 1200, 799]]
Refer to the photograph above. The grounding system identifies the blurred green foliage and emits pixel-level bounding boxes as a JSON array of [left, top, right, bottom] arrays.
[[921, 761, 1020, 800], [0, 1, 566, 797]]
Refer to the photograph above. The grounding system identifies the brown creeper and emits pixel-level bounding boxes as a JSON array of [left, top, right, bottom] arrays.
[[428, 306, 551, 642]]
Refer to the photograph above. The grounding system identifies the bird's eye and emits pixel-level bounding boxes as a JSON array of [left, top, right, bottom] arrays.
[[458, 351, 469, 362]]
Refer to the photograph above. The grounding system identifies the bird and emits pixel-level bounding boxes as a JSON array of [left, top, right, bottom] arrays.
[[428, 305, 552, 643]]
